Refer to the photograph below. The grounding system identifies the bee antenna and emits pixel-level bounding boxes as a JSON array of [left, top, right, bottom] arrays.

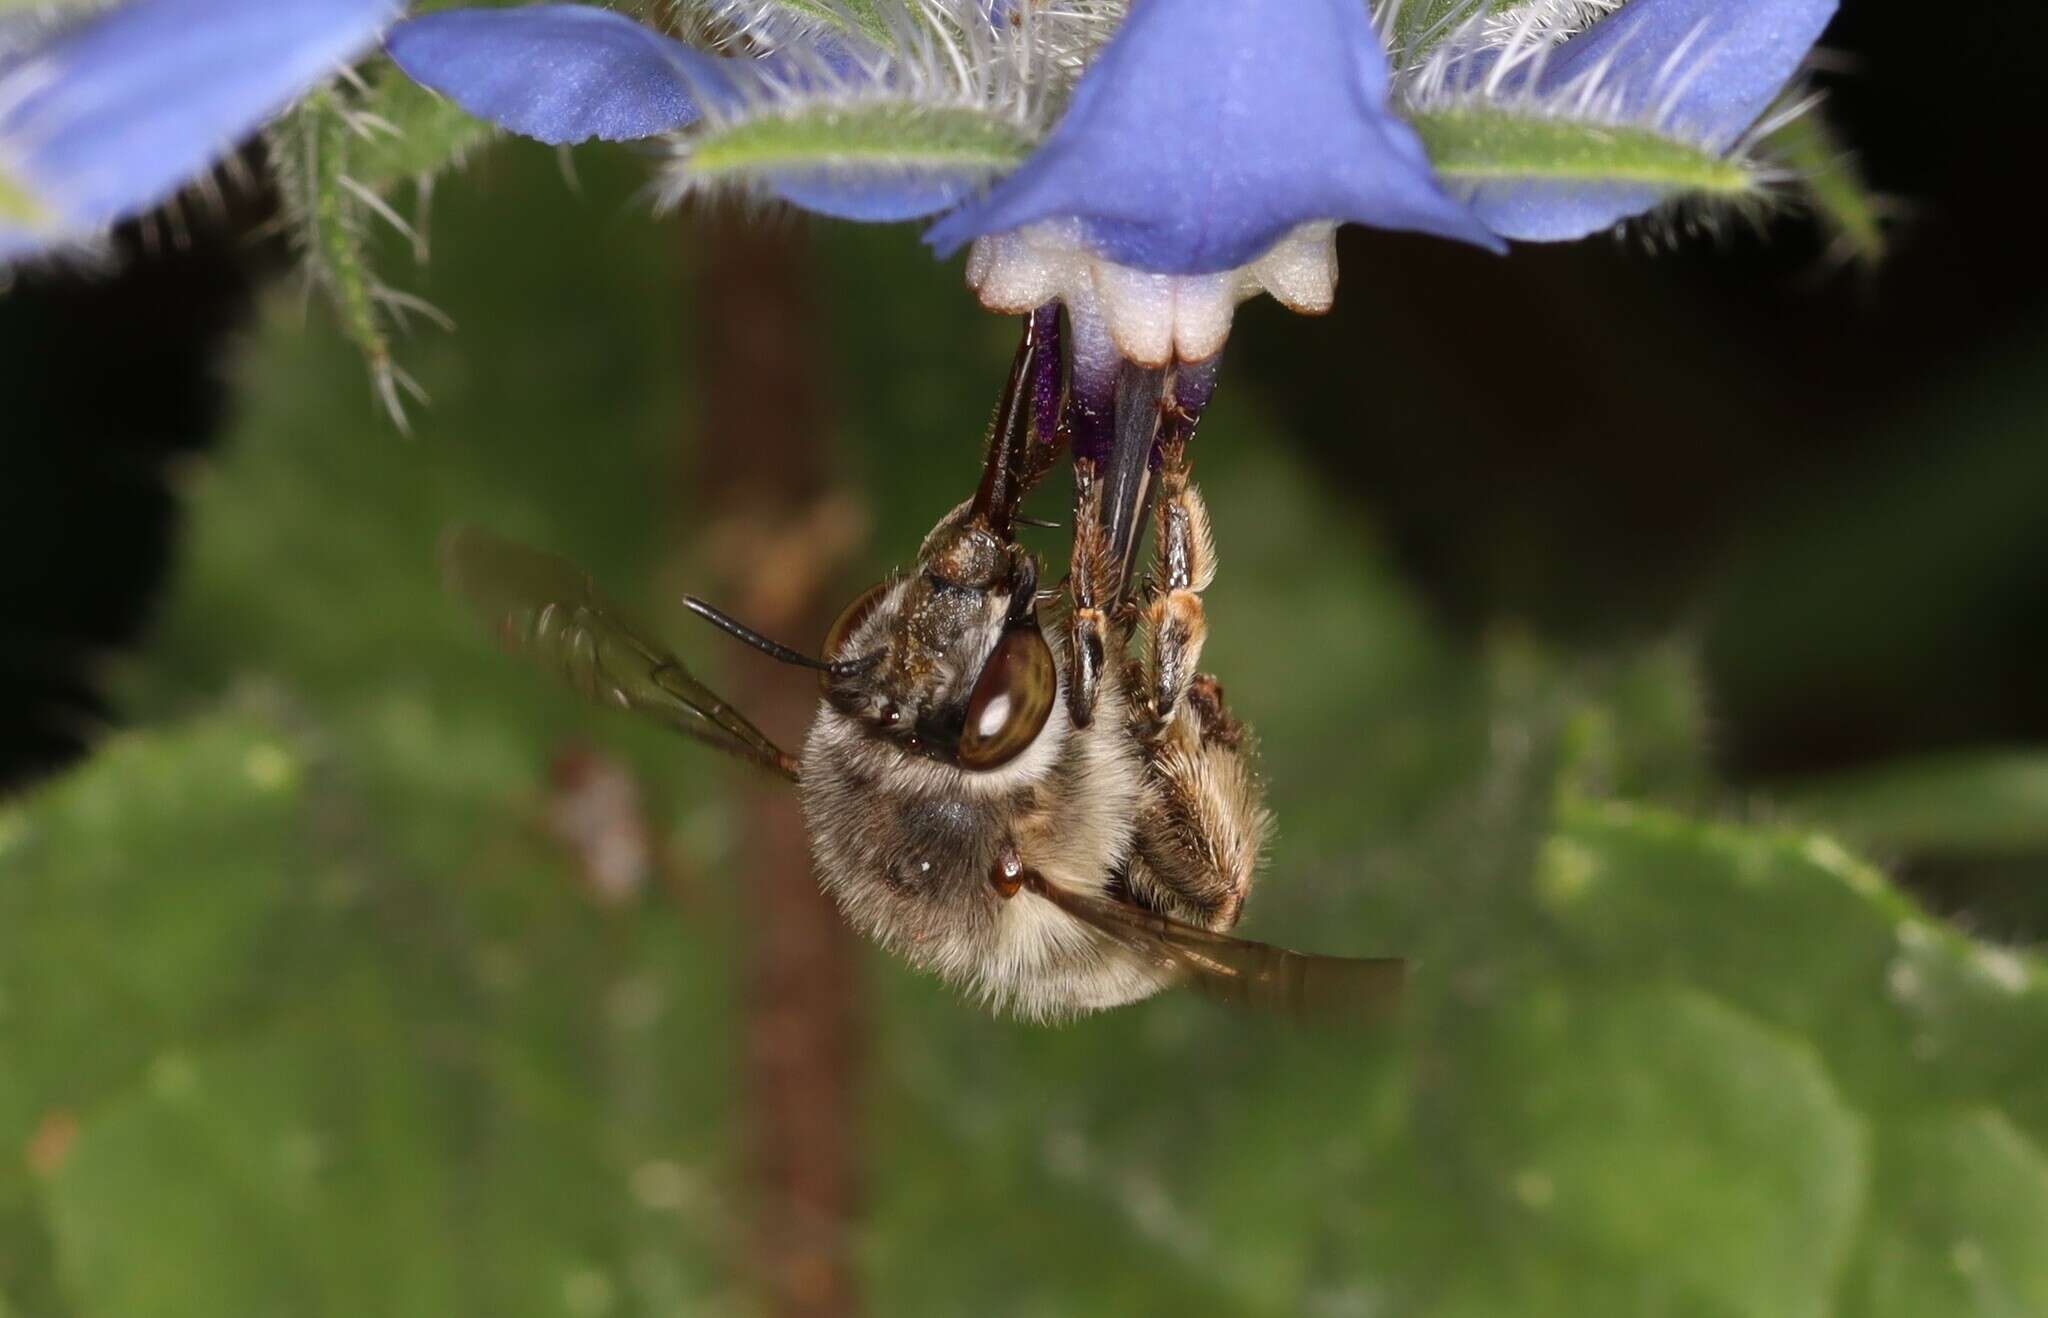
[[681, 595, 875, 677]]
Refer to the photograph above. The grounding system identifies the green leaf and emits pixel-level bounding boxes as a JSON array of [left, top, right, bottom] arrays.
[[0, 709, 319, 1154], [676, 102, 1034, 196], [1409, 106, 1757, 199], [42, 985, 463, 1318], [1417, 987, 1869, 1317], [1773, 750, 2048, 858], [1844, 1111, 2048, 1317]]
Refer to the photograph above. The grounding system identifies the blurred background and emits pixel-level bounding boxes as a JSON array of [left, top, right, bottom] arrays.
[[3, 0, 2046, 1314]]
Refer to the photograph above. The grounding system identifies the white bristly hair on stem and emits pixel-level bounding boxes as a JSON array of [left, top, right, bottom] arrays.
[[1472, 0, 1622, 50], [651, 0, 1123, 214]]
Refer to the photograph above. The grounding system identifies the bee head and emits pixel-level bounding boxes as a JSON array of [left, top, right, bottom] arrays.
[[814, 497, 1060, 780]]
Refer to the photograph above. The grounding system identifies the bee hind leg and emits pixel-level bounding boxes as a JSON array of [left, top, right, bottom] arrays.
[[1125, 722, 1272, 931]]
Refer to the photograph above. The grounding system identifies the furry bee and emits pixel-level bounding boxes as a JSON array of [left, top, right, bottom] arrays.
[[446, 318, 1401, 1022]]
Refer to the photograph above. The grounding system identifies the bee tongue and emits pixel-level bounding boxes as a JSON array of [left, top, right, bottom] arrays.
[[971, 308, 1064, 540], [1098, 362, 1169, 600]]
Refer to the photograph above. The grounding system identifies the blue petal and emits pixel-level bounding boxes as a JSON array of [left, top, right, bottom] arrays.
[[386, 5, 734, 146], [1, 0, 396, 260], [765, 169, 986, 223], [925, 0, 1502, 275], [1461, 0, 1837, 241]]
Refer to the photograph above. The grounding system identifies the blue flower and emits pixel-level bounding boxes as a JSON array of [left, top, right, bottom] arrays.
[[1405, 0, 1838, 241], [386, 0, 1837, 362], [0, 0, 399, 266], [920, 0, 1505, 273]]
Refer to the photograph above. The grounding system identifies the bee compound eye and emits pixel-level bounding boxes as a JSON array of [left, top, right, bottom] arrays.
[[820, 581, 888, 688], [957, 624, 1056, 771]]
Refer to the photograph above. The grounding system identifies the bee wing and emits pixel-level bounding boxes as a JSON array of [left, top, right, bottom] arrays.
[[1028, 877, 1407, 1022], [442, 526, 798, 781]]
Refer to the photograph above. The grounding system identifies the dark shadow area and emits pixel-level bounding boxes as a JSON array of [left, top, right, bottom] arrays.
[[1238, 0, 2048, 784], [0, 206, 277, 791]]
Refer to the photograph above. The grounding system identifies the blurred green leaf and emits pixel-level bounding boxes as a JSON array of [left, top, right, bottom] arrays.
[[1844, 1111, 2048, 1316], [43, 982, 461, 1318], [1412, 987, 1868, 1317], [0, 708, 317, 1154], [6, 147, 745, 1317], [1542, 799, 2048, 1137], [1774, 750, 2048, 858]]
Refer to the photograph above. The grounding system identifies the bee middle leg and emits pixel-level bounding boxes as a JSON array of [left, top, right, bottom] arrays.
[[1134, 434, 1215, 737]]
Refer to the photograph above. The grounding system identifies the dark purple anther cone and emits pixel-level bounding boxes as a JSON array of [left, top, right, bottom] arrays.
[[1027, 301, 1064, 453], [1066, 353, 1117, 470], [1154, 354, 1218, 466], [1171, 354, 1219, 424]]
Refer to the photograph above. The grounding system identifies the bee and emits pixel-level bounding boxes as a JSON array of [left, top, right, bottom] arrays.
[[445, 316, 1402, 1022]]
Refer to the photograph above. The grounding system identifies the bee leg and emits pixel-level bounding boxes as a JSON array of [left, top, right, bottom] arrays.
[[1065, 458, 1118, 729], [1134, 434, 1215, 738], [1119, 442, 1267, 931], [1125, 728, 1272, 932]]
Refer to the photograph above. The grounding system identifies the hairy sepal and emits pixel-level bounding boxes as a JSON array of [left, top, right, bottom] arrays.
[[1412, 106, 1756, 196], [666, 98, 1032, 219], [268, 78, 483, 430], [1381, 0, 1616, 62], [1756, 100, 1883, 265]]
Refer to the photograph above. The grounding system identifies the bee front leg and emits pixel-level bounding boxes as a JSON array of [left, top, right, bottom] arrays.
[[1065, 458, 1119, 729]]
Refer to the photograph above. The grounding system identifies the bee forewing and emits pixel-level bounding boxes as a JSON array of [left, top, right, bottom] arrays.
[[1027, 877, 1406, 1022], [441, 527, 798, 780]]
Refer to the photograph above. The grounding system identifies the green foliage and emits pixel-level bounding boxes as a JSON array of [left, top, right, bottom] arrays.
[[3, 140, 2042, 1317], [1776, 751, 2048, 858]]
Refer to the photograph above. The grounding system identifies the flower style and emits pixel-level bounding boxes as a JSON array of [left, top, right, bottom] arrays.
[[0, 0, 400, 266], [388, 0, 1839, 397]]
